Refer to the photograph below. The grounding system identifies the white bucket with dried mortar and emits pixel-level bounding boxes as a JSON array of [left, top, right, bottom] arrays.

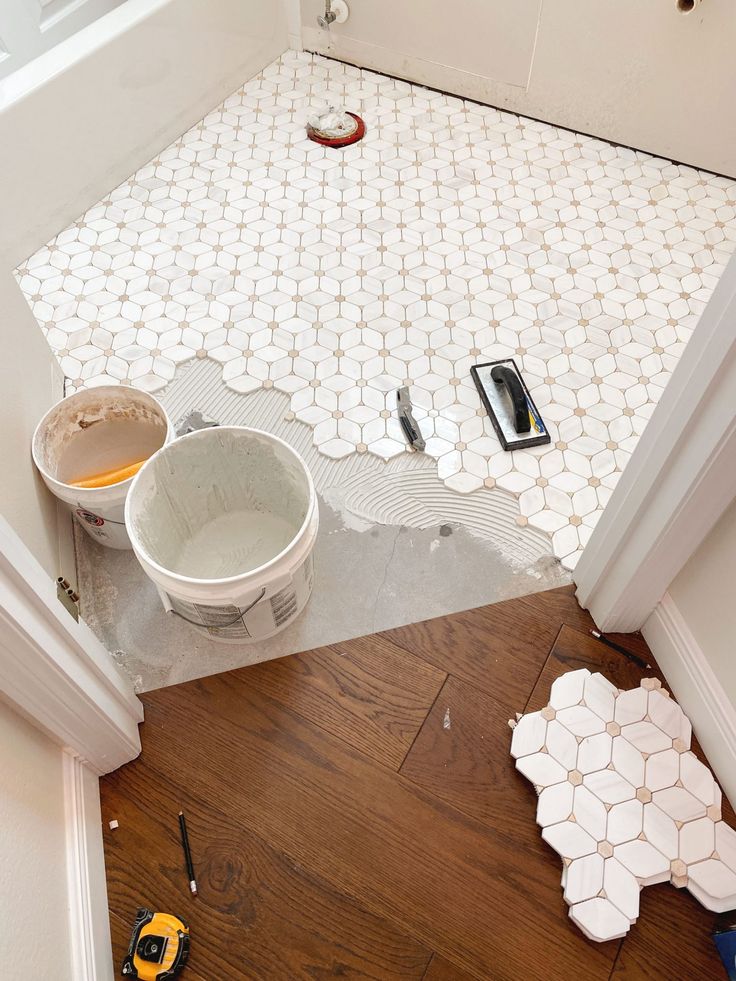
[[32, 386, 173, 549], [124, 426, 318, 643]]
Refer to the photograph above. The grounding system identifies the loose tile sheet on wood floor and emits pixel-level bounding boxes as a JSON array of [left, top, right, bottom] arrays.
[[512, 670, 736, 943], [15, 51, 736, 567]]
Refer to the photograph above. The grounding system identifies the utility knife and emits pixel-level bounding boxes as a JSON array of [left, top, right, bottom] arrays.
[[396, 386, 425, 451]]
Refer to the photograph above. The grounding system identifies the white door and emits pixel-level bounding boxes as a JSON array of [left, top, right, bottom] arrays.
[[0, 0, 127, 79]]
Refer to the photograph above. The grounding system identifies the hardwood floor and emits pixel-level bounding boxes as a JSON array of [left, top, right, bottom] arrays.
[[100, 586, 731, 980]]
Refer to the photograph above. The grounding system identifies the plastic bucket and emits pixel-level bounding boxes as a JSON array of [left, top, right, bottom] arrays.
[[32, 387, 173, 549], [125, 426, 318, 643]]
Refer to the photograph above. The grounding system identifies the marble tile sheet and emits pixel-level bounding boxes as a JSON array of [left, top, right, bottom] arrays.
[[511, 672, 736, 941]]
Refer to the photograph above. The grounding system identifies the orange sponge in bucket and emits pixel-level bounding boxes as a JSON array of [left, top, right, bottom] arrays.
[[69, 459, 146, 488], [32, 387, 172, 549]]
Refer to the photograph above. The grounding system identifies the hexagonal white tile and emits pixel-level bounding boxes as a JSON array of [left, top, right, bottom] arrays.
[[511, 669, 736, 941], [13, 51, 736, 570]]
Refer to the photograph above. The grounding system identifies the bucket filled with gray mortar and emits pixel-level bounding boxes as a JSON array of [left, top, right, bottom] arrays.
[[124, 426, 318, 642]]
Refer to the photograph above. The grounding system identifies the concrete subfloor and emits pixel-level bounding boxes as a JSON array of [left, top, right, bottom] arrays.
[[76, 495, 567, 693], [74, 362, 569, 692]]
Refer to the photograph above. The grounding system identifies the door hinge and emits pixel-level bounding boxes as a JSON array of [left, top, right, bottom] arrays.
[[56, 577, 80, 621]]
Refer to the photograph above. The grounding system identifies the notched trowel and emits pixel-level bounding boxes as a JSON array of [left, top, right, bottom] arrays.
[[471, 358, 551, 451]]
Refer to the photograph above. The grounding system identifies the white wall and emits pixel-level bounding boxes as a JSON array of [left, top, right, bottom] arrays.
[[304, 0, 540, 89], [669, 497, 736, 708], [302, 0, 736, 177], [0, 699, 73, 981], [0, 0, 288, 576]]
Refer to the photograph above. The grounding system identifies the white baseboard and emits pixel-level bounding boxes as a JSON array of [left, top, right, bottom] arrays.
[[642, 593, 736, 809], [63, 753, 114, 981]]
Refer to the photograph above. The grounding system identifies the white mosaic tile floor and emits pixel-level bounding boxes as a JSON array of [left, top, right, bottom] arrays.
[[15, 52, 736, 568]]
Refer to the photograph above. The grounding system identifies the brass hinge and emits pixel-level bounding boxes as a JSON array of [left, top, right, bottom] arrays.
[[56, 577, 80, 621]]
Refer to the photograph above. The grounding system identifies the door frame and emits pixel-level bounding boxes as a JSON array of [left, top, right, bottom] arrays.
[[574, 252, 736, 632], [0, 514, 142, 981], [0, 513, 143, 774]]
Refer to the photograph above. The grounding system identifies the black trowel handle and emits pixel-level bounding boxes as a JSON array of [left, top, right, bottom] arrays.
[[491, 365, 531, 434]]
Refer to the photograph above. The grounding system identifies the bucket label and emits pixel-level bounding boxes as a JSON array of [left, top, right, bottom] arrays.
[[167, 599, 252, 640], [192, 603, 251, 639], [270, 588, 298, 628], [167, 553, 315, 642], [76, 508, 105, 527]]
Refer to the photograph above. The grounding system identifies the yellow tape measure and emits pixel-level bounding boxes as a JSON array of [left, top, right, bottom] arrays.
[[121, 908, 190, 980]]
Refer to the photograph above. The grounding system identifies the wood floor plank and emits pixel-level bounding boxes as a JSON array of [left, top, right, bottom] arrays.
[[399, 673, 626, 970], [101, 761, 432, 980], [611, 882, 724, 980], [422, 953, 481, 981], [380, 585, 594, 714], [125, 669, 617, 981], [524, 624, 663, 716], [400, 674, 532, 828], [238, 634, 446, 769]]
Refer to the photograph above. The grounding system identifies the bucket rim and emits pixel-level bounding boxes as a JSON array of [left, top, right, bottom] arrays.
[[32, 385, 171, 495], [124, 425, 318, 588]]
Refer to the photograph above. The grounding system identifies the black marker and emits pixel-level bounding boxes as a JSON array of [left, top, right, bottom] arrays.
[[178, 811, 198, 897], [590, 630, 650, 671]]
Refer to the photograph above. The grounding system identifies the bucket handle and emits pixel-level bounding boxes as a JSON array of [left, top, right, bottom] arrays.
[[167, 587, 267, 629], [219, 572, 293, 606]]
